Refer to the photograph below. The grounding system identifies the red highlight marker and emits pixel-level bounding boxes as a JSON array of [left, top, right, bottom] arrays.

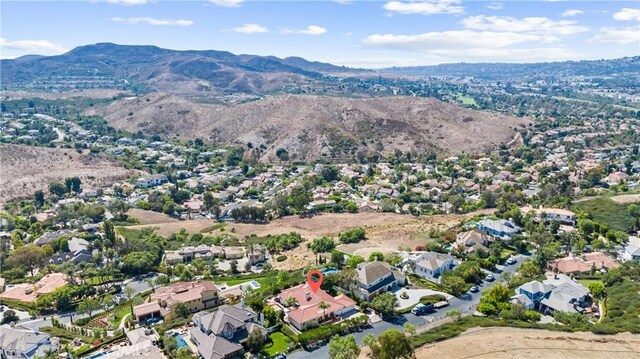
[[306, 270, 323, 293]]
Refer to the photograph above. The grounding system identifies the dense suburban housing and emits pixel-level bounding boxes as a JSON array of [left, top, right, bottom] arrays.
[[548, 252, 620, 275], [455, 229, 491, 254]]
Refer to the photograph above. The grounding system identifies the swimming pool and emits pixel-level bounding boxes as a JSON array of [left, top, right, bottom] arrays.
[[173, 333, 188, 349], [87, 351, 112, 359]]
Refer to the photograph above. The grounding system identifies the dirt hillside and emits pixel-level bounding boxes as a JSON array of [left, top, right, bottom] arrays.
[[0, 144, 139, 203], [86, 93, 529, 161], [410, 327, 640, 359]]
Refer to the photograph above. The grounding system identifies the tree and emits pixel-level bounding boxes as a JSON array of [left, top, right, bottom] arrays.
[[49, 182, 67, 197], [370, 328, 415, 359], [478, 284, 512, 315], [603, 267, 622, 287], [331, 250, 345, 268], [6, 244, 46, 277], [246, 327, 266, 353], [321, 165, 340, 182], [441, 274, 466, 297], [124, 286, 136, 314], [1, 310, 19, 324], [319, 300, 330, 321], [288, 185, 312, 213], [368, 251, 384, 262], [34, 190, 45, 208], [588, 282, 605, 298], [348, 255, 365, 269], [328, 334, 360, 359], [403, 323, 416, 336], [103, 221, 116, 245], [445, 309, 462, 322], [370, 293, 399, 317], [174, 303, 191, 318], [77, 299, 101, 318], [308, 236, 335, 254], [275, 147, 289, 162], [339, 227, 366, 244]]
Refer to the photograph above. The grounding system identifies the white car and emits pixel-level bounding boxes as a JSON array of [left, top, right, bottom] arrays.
[[506, 257, 517, 265]]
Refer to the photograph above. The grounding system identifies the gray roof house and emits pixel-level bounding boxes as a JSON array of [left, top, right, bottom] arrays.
[[190, 304, 266, 359], [355, 261, 406, 301], [513, 274, 591, 315], [0, 326, 58, 359], [476, 218, 521, 239], [412, 252, 457, 283]]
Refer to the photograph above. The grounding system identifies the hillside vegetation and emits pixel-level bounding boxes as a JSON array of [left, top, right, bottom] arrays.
[[86, 93, 529, 162]]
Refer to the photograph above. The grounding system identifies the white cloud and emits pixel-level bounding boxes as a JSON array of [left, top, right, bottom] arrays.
[[332, 0, 353, 4], [0, 38, 67, 55], [562, 9, 583, 17], [383, 1, 464, 15], [281, 25, 327, 36], [232, 23, 268, 34], [462, 15, 588, 36], [486, 2, 503, 10], [590, 26, 640, 45], [613, 8, 640, 21], [104, 0, 147, 5], [209, 0, 243, 7], [111, 17, 194, 26], [363, 30, 556, 52]]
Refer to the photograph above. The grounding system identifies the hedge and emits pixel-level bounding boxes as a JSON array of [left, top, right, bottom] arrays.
[[40, 326, 94, 343], [73, 331, 126, 358], [277, 255, 288, 262], [297, 315, 369, 347]]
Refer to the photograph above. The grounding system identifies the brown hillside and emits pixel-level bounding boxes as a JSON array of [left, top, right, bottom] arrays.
[[86, 94, 529, 161], [0, 144, 140, 203]]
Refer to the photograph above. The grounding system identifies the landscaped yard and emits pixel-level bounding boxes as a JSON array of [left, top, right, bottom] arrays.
[[577, 278, 602, 288], [263, 332, 291, 357], [110, 305, 133, 326]]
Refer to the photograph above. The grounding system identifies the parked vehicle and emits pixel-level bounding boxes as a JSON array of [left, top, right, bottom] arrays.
[[411, 303, 434, 315], [469, 286, 479, 293], [506, 257, 517, 265], [485, 274, 495, 281], [433, 301, 449, 309]]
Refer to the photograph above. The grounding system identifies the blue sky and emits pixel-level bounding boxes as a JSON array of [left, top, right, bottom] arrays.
[[1, 1, 639, 67]]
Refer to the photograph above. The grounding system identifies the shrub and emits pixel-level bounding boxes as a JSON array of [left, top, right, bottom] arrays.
[[277, 255, 288, 262]]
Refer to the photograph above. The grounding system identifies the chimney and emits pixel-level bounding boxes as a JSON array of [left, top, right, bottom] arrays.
[[305, 290, 311, 301], [260, 312, 265, 326], [241, 298, 245, 308]]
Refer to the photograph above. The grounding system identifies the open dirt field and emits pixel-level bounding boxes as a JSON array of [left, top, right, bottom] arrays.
[[410, 327, 640, 359], [610, 193, 640, 204], [0, 144, 140, 203], [125, 210, 493, 270]]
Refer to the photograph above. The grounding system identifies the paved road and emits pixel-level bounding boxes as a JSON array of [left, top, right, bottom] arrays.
[[125, 272, 161, 296], [289, 254, 526, 359]]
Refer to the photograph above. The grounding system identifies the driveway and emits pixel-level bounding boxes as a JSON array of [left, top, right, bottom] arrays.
[[394, 288, 453, 310], [124, 272, 161, 296]]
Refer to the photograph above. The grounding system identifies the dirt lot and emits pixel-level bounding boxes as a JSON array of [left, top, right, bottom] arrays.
[[409, 327, 640, 359], [0, 144, 140, 203], [610, 193, 640, 204], [125, 210, 492, 270], [127, 209, 178, 225]]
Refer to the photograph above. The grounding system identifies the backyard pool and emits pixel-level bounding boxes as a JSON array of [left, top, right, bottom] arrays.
[[173, 333, 188, 349]]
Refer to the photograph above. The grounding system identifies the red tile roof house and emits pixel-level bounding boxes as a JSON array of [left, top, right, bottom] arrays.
[[276, 284, 356, 331], [548, 252, 620, 275]]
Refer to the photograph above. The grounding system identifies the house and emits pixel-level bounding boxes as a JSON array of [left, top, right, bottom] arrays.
[[0, 273, 68, 304], [522, 206, 577, 226], [513, 274, 591, 315], [190, 303, 266, 359], [412, 252, 457, 283], [133, 281, 219, 322], [47, 248, 93, 266], [33, 229, 73, 246], [540, 274, 591, 315], [355, 261, 406, 301], [476, 218, 521, 239], [164, 245, 224, 265], [548, 252, 620, 275], [0, 326, 58, 359], [606, 171, 630, 186], [512, 280, 553, 310], [620, 235, 640, 261], [135, 174, 168, 188], [455, 229, 491, 254], [276, 284, 356, 331]]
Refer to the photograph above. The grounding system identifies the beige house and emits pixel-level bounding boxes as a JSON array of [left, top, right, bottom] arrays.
[[133, 281, 219, 322], [0, 273, 68, 304]]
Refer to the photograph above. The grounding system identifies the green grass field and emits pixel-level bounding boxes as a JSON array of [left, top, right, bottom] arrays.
[[454, 93, 478, 106], [263, 332, 291, 356], [572, 197, 636, 232]]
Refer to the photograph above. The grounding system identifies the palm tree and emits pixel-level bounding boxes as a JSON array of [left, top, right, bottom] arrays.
[[319, 301, 329, 322]]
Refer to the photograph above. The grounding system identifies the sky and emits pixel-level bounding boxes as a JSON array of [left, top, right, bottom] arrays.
[[1, 0, 639, 68]]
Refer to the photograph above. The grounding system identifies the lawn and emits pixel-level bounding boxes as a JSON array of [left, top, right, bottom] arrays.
[[110, 305, 133, 326], [576, 278, 602, 288], [408, 274, 445, 291], [454, 92, 477, 106], [263, 332, 291, 357], [572, 197, 636, 232], [85, 275, 115, 285]]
